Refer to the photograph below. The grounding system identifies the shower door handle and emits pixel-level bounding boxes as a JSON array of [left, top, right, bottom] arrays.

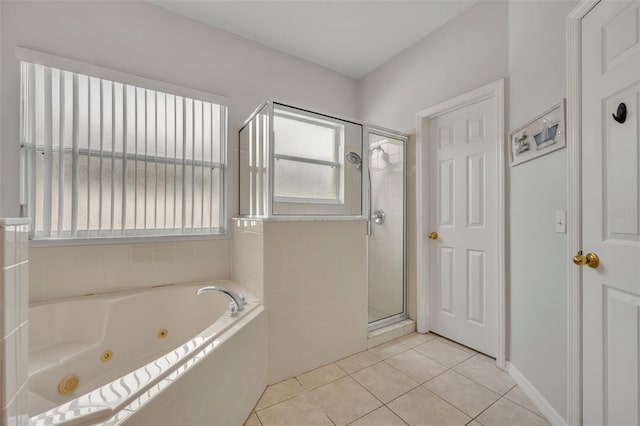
[[372, 209, 385, 225]]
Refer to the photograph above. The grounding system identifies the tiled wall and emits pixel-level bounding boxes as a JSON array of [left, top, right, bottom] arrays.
[[29, 239, 231, 302], [262, 220, 368, 383], [0, 219, 30, 426], [232, 220, 264, 301]]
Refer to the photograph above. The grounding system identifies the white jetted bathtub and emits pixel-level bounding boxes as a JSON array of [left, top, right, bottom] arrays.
[[28, 281, 267, 425]]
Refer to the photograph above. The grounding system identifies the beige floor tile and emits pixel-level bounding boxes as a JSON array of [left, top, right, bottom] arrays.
[[352, 362, 418, 403], [504, 386, 543, 417], [296, 363, 347, 391], [395, 332, 437, 348], [436, 336, 477, 355], [467, 421, 482, 426], [413, 340, 474, 368], [336, 351, 381, 374], [387, 386, 471, 426], [257, 394, 333, 426], [244, 411, 261, 426], [255, 378, 304, 411], [476, 398, 550, 426], [453, 355, 515, 395], [348, 406, 407, 426], [424, 371, 500, 417], [309, 376, 382, 426], [367, 339, 410, 360], [385, 349, 448, 383]]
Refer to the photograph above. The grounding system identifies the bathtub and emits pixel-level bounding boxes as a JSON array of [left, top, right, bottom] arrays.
[[28, 281, 267, 425]]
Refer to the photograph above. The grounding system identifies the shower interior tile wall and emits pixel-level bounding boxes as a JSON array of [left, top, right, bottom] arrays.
[[28, 239, 231, 302], [0, 221, 30, 426], [369, 140, 405, 320], [233, 219, 368, 383]]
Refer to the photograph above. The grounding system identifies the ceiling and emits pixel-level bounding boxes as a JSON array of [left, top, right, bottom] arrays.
[[149, 1, 478, 79]]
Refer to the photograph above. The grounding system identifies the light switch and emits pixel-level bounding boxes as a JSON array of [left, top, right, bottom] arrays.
[[555, 210, 567, 233]]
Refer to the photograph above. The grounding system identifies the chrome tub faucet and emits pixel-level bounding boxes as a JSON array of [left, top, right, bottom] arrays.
[[196, 286, 247, 316]]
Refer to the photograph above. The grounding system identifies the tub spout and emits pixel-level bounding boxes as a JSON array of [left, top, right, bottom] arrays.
[[196, 286, 246, 311]]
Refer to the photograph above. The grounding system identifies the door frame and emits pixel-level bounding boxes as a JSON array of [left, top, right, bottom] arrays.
[[415, 79, 507, 369], [566, 1, 601, 425], [365, 126, 409, 332]]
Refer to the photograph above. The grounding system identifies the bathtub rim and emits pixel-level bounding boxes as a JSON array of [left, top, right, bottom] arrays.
[[28, 279, 249, 308], [28, 281, 260, 426]]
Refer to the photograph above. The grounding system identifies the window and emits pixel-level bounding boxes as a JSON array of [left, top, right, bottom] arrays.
[[273, 109, 343, 202], [20, 60, 227, 240], [270, 104, 362, 216]]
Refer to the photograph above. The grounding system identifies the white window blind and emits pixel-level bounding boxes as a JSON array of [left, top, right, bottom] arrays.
[[20, 61, 227, 240]]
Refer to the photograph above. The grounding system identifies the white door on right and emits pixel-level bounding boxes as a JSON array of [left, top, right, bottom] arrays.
[[581, 1, 640, 425], [427, 95, 498, 357]]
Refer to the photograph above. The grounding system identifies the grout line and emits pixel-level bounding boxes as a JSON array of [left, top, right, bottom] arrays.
[[248, 411, 263, 426], [502, 389, 549, 420], [418, 382, 475, 421], [448, 368, 511, 397], [348, 366, 396, 407], [253, 342, 532, 426], [472, 394, 517, 423]]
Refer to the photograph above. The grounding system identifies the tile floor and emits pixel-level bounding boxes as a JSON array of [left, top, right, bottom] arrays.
[[246, 333, 550, 426]]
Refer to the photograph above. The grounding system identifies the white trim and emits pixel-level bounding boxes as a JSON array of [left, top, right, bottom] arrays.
[[507, 362, 567, 426], [566, 2, 600, 425], [0, 218, 31, 226], [415, 79, 506, 369], [15, 47, 229, 107], [28, 232, 231, 248]]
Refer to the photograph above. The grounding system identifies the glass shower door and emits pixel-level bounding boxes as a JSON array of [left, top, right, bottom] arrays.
[[366, 129, 407, 329]]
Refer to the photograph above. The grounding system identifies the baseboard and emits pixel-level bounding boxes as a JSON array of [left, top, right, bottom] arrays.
[[507, 362, 567, 426]]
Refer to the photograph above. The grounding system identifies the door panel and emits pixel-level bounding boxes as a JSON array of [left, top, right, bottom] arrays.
[[467, 249, 485, 325], [467, 154, 485, 227], [439, 246, 455, 315], [428, 97, 498, 356], [581, 1, 640, 424], [603, 84, 639, 240], [439, 159, 454, 226]]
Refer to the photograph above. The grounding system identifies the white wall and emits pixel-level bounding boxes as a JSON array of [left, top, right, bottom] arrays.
[[0, 0, 358, 218], [357, 1, 509, 132], [0, 0, 357, 301], [358, 0, 574, 421], [507, 1, 577, 420]]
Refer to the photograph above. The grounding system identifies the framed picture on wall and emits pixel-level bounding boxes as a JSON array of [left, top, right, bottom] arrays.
[[509, 100, 566, 166]]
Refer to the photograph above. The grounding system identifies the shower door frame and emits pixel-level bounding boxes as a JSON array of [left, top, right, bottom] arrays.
[[365, 126, 409, 332]]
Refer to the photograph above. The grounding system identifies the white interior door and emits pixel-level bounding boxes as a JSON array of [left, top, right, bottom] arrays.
[[426, 94, 498, 356], [581, 1, 640, 425]]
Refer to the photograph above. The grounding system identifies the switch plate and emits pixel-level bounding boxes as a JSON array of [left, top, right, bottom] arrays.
[[555, 210, 567, 233]]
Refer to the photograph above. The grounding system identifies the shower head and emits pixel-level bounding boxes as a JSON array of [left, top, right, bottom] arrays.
[[370, 145, 392, 167], [345, 152, 362, 169]]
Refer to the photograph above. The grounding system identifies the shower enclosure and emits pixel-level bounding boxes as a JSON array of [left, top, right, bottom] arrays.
[[365, 129, 407, 329], [239, 100, 407, 331]]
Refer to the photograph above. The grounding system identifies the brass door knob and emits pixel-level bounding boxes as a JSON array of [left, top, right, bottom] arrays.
[[572, 251, 599, 268], [428, 232, 438, 240]]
